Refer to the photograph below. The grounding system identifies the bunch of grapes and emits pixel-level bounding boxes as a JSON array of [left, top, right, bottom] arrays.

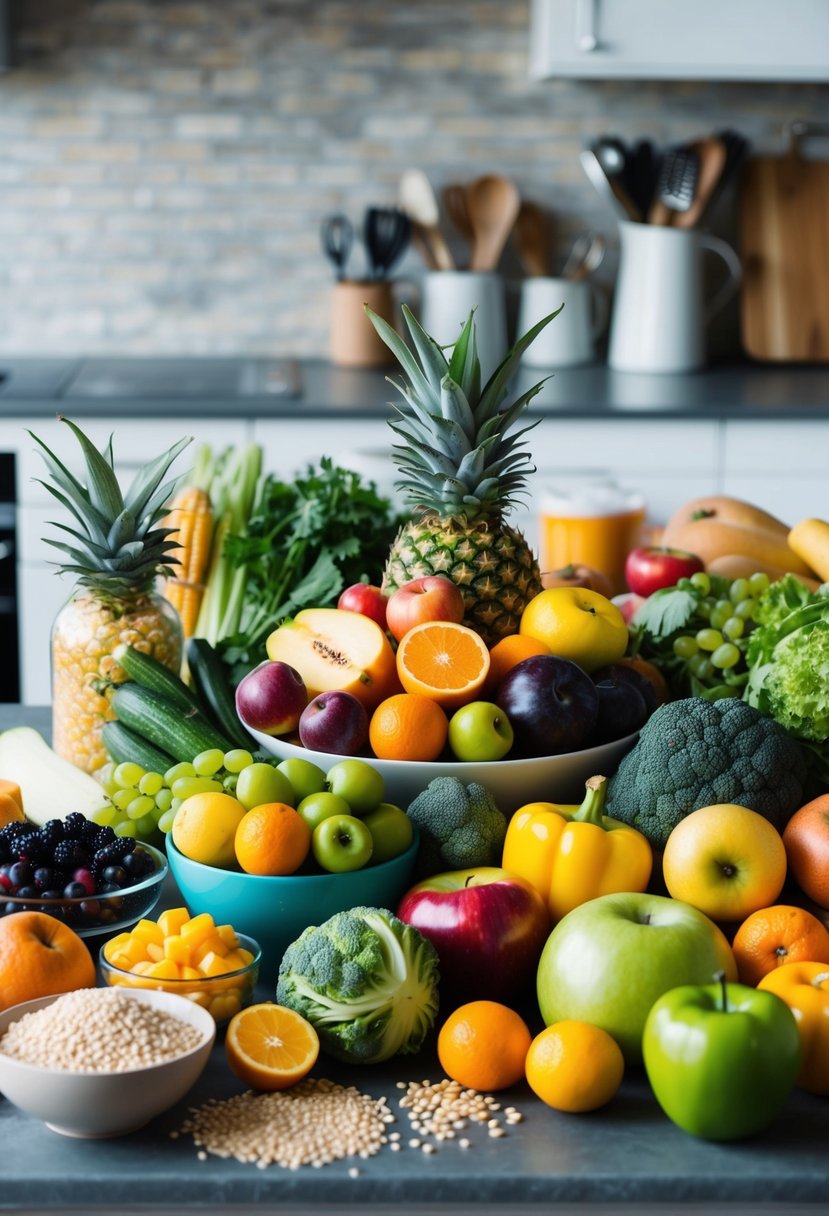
[[94, 748, 262, 841]]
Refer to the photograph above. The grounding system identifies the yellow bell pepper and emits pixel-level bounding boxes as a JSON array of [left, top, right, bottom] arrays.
[[502, 775, 652, 923], [758, 961, 829, 1095]]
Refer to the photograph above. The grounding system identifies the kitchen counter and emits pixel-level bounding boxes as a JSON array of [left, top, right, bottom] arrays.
[[1, 356, 829, 420], [1, 705, 829, 1214]]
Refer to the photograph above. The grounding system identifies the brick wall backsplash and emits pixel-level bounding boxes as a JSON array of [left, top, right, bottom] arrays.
[[0, 0, 827, 355]]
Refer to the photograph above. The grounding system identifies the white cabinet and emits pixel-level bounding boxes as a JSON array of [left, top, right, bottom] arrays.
[[721, 420, 828, 525], [529, 0, 829, 81]]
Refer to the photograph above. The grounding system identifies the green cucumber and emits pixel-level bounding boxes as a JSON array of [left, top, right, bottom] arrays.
[[186, 637, 256, 749], [110, 683, 234, 762], [101, 720, 175, 773], [113, 644, 199, 713]]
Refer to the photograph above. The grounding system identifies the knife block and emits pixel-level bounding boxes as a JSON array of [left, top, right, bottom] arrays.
[[329, 280, 396, 368]]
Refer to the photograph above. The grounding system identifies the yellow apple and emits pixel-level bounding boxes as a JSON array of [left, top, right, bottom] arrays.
[[519, 587, 628, 673], [662, 804, 787, 922]]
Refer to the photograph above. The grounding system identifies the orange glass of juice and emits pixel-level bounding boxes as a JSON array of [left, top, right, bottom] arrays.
[[539, 483, 647, 596]]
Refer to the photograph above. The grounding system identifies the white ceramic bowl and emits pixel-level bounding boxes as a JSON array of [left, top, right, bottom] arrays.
[[0, 988, 215, 1138], [248, 727, 639, 816]]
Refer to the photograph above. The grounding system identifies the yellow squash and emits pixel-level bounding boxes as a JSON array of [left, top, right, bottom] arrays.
[[502, 775, 652, 923]]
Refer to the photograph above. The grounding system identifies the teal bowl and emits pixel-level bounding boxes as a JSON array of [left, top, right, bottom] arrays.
[[165, 830, 419, 978]]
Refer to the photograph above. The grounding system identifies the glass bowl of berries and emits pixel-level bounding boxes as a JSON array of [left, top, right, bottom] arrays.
[[0, 813, 167, 940]]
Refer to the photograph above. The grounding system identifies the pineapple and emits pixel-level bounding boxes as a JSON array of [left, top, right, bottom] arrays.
[[367, 303, 562, 645], [32, 418, 191, 774]]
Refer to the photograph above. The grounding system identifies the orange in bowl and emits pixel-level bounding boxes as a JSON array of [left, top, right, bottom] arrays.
[[483, 633, 552, 698], [369, 693, 449, 762], [234, 802, 311, 876], [396, 621, 490, 711]]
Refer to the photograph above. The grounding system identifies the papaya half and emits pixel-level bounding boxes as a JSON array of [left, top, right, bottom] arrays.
[[663, 494, 791, 541], [662, 495, 815, 578]]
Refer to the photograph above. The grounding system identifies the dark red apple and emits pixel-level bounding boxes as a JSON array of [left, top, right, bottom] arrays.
[[337, 583, 388, 630], [298, 690, 369, 756], [624, 546, 705, 597], [235, 659, 308, 736], [496, 654, 599, 757], [396, 867, 550, 1004]]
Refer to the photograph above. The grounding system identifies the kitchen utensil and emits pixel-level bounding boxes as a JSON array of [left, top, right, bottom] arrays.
[[363, 206, 411, 279], [518, 276, 608, 369], [626, 139, 659, 219], [579, 148, 634, 223], [562, 231, 606, 281], [594, 137, 643, 222], [399, 169, 455, 271], [671, 136, 727, 230], [320, 214, 354, 281], [608, 220, 741, 373], [410, 222, 440, 270], [740, 122, 829, 361], [647, 146, 700, 226], [514, 200, 552, 277], [442, 182, 475, 250], [419, 271, 508, 382], [466, 174, 521, 272]]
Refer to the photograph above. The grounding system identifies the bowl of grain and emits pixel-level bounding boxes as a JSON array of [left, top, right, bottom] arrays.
[[0, 986, 215, 1138]]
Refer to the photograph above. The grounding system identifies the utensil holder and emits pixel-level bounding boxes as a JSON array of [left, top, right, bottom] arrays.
[[329, 280, 396, 368]]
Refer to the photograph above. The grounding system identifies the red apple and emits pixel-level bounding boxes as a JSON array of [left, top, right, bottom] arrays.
[[385, 576, 465, 642], [624, 546, 705, 597], [612, 591, 647, 625], [298, 690, 369, 756], [396, 867, 550, 1004], [235, 660, 308, 736], [337, 583, 388, 630]]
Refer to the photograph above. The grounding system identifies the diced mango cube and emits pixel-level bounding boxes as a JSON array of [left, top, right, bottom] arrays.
[[130, 961, 155, 976], [198, 951, 230, 978], [180, 912, 217, 949], [237, 948, 254, 966], [146, 959, 181, 981], [191, 934, 226, 966], [158, 907, 190, 938], [208, 991, 242, 1021], [180, 965, 202, 981], [131, 919, 165, 947], [163, 935, 191, 966], [103, 933, 132, 962], [186, 990, 210, 1008], [110, 938, 148, 968], [221, 950, 248, 973], [216, 924, 239, 950], [145, 942, 164, 963]]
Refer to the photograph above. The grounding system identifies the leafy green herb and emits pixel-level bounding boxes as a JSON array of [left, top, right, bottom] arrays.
[[631, 587, 698, 640]]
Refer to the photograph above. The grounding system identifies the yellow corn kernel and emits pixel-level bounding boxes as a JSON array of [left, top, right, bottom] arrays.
[[158, 907, 190, 937]]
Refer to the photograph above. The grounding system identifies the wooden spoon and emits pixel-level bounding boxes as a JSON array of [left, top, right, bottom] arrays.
[[466, 174, 521, 272], [671, 136, 728, 229], [442, 182, 475, 250], [514, 200, 552, 277], [399, 169, 455, 271]]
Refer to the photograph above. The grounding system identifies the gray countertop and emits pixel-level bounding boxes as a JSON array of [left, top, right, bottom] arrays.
[[1, 705, 828, 1212], [1, 357, 829, 421]]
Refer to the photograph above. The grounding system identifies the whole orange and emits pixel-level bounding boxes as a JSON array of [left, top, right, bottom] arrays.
[[234, 803, 311, 876], [437, 1000, 532, 1092], [369, 693, 449, 762], [483, 634, 552, 698], [0, 911, 95, 1013], [525, 1020, 624, 1112], [732, 904, 829, 987]]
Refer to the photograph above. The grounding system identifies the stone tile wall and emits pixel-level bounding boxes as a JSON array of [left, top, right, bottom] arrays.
[[0, 0, 827, 354]]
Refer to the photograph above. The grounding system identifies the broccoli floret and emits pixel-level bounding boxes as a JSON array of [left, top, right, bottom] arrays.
[[276, 906, 440, 1064], [406, 777, 508, 877], [605, 696, 807, 849]]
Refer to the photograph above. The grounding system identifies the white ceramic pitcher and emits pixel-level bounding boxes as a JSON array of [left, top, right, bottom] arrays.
[[608, 220, 742, 373]]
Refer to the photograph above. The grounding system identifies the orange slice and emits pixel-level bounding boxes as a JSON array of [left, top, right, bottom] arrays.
[[396, 621, 490, 711], [225, 1002, 319, 1091]]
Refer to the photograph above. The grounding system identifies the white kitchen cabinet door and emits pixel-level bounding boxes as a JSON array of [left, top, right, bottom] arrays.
[[529, 0, 829, 81], [252, 419, 402, 502]]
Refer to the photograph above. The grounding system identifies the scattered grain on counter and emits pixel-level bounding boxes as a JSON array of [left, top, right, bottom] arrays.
[[397, 1079, 524, 1148], [176, 1079, 389, 1170], [0, 989, 203, 1072]]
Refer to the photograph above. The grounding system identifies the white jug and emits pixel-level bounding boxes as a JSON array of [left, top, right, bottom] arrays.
[[419, 271, 507, 382], [608, 221, 741, 373]]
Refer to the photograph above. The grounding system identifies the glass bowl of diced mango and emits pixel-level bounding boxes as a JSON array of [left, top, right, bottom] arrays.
[[99, 906, 261, 1025]]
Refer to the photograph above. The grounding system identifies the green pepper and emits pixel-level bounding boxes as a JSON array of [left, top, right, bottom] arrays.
[[642, 971, 801, 1140]]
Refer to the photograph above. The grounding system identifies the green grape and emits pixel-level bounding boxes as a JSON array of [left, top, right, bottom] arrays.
[[673, 635, 699, 659], [723, 616, 745, 640], [98, 762, 118, 795], [138, 771, 163, 797], [729, 578, 751, 605], [134, 813, 158, 838], [690, 572, 711, 594], [112, 787, 139, 811], [171, 776, 224, 800], [698, 597, 716, 620], [114, 819, 138, 839], [749, 571, 770, 595], [709, 600, 733, 629], [126, 794, 155, 820], [90, 804, 118, 826], [193, 748, 225, 777], [113, 761, 145, 789], [710, 642, 741, 669], [154, 787, 173, 812], [688, 653, 714, 680], [158, 807, 177, 834], [223, 749, 254, 773], [164, 761, 196, 785], [170, 796, 183, 813], [696, 628, 724, 652], [222, 773, 239, 794], [734, 598, 757, 620]]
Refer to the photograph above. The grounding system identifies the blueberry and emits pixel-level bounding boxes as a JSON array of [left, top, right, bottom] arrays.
[[16, 885, 38, 899], [9, 861, 31, 888], [40, 889, 64, 901], [33, 867, 57, 891], [97, 882, 120, 895], [79, 899, 101, 920], [63, 881, 87, 900], [102, 865, 128, 888]]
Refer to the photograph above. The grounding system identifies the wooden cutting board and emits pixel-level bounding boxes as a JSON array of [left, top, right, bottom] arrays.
[[740, 141, 829, 361]]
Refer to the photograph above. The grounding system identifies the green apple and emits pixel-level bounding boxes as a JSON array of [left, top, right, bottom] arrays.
[[448, 701, 514, 762], [325, 758, 384, 815], [277, 757, 326, 802], [363, 802, 414, 864], [297, 790, 351, 832], [235, 762, 294, 811], [312, 813, 374, 873], [536, 891, 738, 1064]]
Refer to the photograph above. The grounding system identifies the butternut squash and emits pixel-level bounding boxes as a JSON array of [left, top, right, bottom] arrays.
[[664, 518, 815, 577], [706, 553, 822, 592], [788, 518, 829, 583], [663, 494, 791, 543]]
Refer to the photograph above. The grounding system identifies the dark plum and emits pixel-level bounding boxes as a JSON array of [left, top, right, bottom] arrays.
[[497, 654, 599, 757]]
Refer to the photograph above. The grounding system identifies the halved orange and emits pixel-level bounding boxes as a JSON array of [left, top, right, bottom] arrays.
[[225, 1002, 319, 1091], [396, 620, 490, 710]]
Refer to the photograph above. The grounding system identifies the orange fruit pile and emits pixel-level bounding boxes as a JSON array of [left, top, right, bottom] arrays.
[[525, 1020, 624, 1113], [732, 904, 829, 987], [437, 1000, 532, 1092]]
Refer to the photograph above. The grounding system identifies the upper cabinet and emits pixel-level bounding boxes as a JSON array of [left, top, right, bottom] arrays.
[[529, 0, 829, 82]]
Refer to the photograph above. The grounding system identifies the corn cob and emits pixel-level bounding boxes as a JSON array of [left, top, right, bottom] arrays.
[[162, 447, 215, 638]]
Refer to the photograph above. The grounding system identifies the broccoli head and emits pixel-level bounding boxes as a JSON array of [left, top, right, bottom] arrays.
[[276, 906, 440, 1064], [605, 696, 807, 849], [406, 777, 508, 877]]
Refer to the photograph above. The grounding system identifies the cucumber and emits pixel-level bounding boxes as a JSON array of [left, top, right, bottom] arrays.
[[186, 637, 257, 749], [102, 720, 176, 773], [110, 683, 235, 762], [114, 644, 199, 713]]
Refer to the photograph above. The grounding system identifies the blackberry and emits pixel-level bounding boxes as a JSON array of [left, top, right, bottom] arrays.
[[39, 820, 65, 850], [14, 829, 45, 862], [81, 819, 101, 844], [0, 823, 25, 846], [92, 825, 117, 850], [52, 841, 90, 870], [64, 812, 88, 836], [110, 837, 136, 861]]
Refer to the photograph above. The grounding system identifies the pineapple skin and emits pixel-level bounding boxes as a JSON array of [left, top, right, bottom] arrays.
[[52, 589, 182, 775], [382, 514, 542, 647]]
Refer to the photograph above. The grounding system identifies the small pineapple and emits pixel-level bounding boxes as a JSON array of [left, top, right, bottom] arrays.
[[367, 303, 562, 645], [32, 417, 191, 773]]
